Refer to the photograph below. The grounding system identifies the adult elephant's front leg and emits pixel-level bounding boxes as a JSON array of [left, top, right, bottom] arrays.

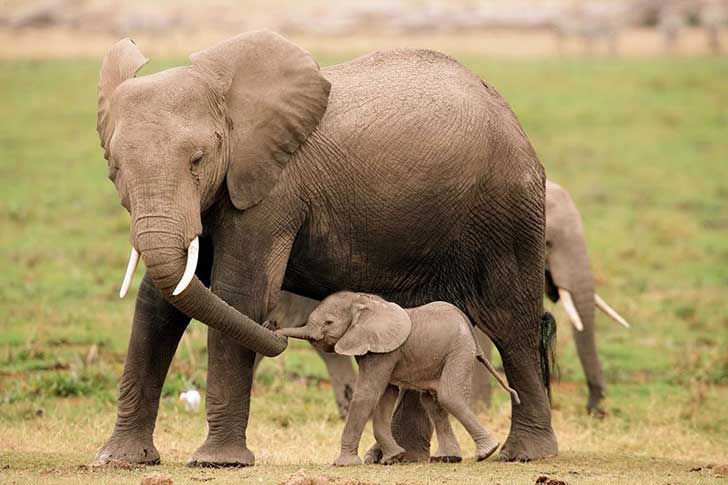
[[96, 240, 213, 465], [187, 329, 258, 466], [189, 201, 302, 467]]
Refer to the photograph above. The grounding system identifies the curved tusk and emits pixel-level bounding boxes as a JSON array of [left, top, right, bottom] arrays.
[[595, 293, 631, 328], [172, 236, 199, 296], [558, 288, 584, 332], [119, 246, 140, 298]]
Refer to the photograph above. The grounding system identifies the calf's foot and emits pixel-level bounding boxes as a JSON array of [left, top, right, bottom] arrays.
[[333, 453, 362, 466], [187, 439, 255, 467], [475, 437, 500, 462]]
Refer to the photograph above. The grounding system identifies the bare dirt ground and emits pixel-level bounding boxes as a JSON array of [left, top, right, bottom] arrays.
[[0, 26, 725, 59]]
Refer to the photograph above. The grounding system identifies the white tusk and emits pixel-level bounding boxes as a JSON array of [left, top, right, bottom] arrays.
[[595, 293, 631, 328], [558, 288, 584, 332], [172, 236, 199, 296], [119, 246, 140, 298]]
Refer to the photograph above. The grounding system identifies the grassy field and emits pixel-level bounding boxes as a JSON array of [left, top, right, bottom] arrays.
[[1, 52, 727, 484]]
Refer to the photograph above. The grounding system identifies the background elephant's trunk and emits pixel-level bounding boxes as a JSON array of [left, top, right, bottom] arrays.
[[547, 237, 606, 413], [277, 325, 315, 340], [130, 211, 286, 357]]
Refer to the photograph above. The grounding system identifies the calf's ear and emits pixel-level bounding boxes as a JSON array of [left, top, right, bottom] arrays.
[[335, 295, 412, 356]]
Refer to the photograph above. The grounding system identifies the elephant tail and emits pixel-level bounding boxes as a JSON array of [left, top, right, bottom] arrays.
[[540, 311, 558, 402]]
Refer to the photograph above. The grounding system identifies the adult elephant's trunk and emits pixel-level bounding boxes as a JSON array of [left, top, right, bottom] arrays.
[[130, 214, 287, 357]]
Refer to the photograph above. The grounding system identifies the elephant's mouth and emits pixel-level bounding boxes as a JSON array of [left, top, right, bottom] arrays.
[[119, 237, 199, 299]]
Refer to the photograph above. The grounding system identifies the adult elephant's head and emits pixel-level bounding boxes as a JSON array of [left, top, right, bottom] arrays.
[[97, 31, 331, 356]]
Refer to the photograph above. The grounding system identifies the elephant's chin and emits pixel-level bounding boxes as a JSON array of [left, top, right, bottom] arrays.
[[313, 341, 336, 354]]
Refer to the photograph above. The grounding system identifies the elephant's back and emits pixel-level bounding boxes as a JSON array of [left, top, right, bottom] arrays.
[[321, 49, 531, 161]]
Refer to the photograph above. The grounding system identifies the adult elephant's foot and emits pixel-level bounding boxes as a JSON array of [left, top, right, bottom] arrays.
[[497, 429, 557, 462], [397, 450, 430, 463], [94, 434, 160, 465], [187, 440, 255, 467]]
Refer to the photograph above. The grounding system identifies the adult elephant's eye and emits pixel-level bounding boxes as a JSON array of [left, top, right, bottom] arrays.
[[191, 150, 204, 168]]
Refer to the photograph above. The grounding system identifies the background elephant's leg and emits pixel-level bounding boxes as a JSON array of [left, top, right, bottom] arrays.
[[391, 390, 432, 462], [470, 328, 492, 412], [568, 289, 606, 414], [421, 393, 462, 463], [315, 346, 357, 418]]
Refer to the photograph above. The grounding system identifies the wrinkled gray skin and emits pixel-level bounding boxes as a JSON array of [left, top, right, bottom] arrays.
[[270, 180, 612, 416], [95, 31, 553, 466], [277, 292, 511, 466]]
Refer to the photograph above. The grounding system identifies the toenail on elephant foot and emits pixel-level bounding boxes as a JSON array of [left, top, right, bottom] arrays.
[[94, 436, 160, 465], [187, 442, 255, 468], [430, 455, 462, 463]]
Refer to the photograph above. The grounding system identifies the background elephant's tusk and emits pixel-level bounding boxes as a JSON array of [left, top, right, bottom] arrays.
[[119, 246, 140, 298], [172, 237, 199, 296], [558, 288, 584, 332], [595, 293, 631, 328]]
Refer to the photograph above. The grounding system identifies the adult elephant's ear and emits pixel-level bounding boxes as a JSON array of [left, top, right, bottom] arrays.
[[97, 39, 148, 154], [191, 30, 331, 210], [335, 295, 412, 356]]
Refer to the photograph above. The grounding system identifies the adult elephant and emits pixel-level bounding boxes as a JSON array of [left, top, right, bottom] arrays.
[[269, 180, 631, 416], [94, 30, 554, 466]]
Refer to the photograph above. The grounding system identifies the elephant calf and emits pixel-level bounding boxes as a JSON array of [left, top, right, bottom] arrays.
[[276, 291, 519, 466]]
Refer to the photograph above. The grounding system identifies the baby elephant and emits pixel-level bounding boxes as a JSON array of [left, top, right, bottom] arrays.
[[276, 291, 519, 466]]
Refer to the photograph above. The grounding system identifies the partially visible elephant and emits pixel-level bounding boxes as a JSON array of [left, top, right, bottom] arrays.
[[266, 180, 630, 416], [95, 31, 554, 466]]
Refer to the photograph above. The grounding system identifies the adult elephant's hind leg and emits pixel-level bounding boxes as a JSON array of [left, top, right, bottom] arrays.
[[96, 238, 212, 465], [467, 175, 557, 461]]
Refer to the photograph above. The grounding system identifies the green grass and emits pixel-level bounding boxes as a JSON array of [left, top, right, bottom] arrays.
[[1, 54, 727, 484]]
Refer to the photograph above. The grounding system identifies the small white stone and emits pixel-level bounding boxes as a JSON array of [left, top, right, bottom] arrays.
[[179, 389, 201, 412]]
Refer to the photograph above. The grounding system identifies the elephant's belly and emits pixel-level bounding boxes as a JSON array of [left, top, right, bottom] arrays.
[[284, 211, 451, 304], [390, 363, 442, 393]]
